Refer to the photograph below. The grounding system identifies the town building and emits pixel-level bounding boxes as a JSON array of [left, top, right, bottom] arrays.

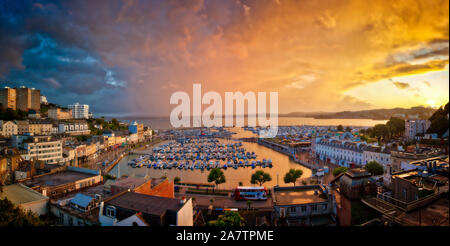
[[109, 176, 174, 198], [15, 135, 63, 165], [20, 166, 102, 199], [362, 163, 449, 226], [16, 87, 40, 111], [98, 191, 193, 226], [0, 148, 23, 185], [330, 168, 378, 226], [58, 120, 90, 135], [272, 185, 337, 226], [363, 145, 393, 167], [68, 102, 89, 119], [48, 107, 73, 120], [390, 149, 442, 172], [405, 119, 431, 139], [128, 121, 144, 141], [0, 87, 17, 110], [0, 183, 49, 216], [15, 119, 53, 135], [49, 184, 111, 226], [0, 120, 18, 137], [40, 95, 48, 105], [314, 138, 367, 167]]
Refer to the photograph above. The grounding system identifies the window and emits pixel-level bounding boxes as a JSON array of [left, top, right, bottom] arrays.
[[288, 207, 296, 213], [68, 217, 73, 226], [59, 212, 64, 224], [301, 206, 306, 212], [106, 206, 116, 218], [311, 204, 317, 211]]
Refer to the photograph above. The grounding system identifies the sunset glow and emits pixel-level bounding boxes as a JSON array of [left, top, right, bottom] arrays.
[[0, 0, 448, 115]]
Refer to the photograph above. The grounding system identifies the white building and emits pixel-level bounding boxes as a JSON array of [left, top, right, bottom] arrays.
[[68, 102, 89, 119], [363, 146, 392, 167], [405, 119, 431, 139], [314, 138, 366, 167], [21, 136, 63, 165], [40, 95, 48, 105], [58, 121, 90, 135]]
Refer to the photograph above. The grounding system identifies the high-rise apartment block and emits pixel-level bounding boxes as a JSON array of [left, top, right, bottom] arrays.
[[68, 102, 89, 119], [0, 87, 17, 110], [0, 86, 40, 111]]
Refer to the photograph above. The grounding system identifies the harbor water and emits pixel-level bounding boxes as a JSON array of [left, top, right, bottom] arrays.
[[108, 128, 313, 189]]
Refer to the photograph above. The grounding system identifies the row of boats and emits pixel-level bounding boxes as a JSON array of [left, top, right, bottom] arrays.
[[129, 158, 273, 170], [127, 138, 273, 170]]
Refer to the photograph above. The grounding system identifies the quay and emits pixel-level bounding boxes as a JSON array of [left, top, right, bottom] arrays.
[[257, 138, 317, 170]]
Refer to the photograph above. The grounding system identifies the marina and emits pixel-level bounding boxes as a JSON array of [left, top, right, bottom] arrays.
[[127, 138, 273, 171], [108, 128, 313, 189]]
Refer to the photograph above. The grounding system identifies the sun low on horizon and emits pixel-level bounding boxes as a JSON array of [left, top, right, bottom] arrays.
[[0, 0, 448, 115]]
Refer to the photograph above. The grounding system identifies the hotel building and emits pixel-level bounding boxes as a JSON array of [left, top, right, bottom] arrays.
[[68, 102, 89, 119]]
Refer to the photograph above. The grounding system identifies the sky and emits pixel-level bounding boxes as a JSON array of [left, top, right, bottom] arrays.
[[0, 0, 448, 117]]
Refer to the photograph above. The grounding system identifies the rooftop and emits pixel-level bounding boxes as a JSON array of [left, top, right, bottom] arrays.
[[105, 192, 184, 216], [274, 186, 328, 206], [0, 183, 49, 205], [111, 176, 148, 190], [23, 170, 97, 188]]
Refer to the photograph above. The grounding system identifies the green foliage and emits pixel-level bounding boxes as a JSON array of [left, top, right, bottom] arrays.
[[337, 125, 344, 131], [427, 104, 449, 137], [364, 117, 405, 141], [386, 117, 405, 137], [333, 166, 348, 177], [0, 108, 28, 121], [0, 198, 48, 226], [365, 161, 384, 176], [283, 169, 303, 186], [75, 135, 91, 142], [250, 170, 272, 186], [207, 168, 226, 187], [174, 176, 181, 183], [207, 211, 245, 226]]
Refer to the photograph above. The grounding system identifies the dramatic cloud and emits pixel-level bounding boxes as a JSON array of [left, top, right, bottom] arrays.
[[391, 81, 410, 89], [0, 0, 448, 116]]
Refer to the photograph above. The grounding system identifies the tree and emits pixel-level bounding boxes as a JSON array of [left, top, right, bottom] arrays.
[[371, 124, 389, 141], [427, 114, 449, 137], [207, 211, 245, 226], [207, 168, 226, 189], [333, 167, 348, 177], [386, 117, 405, 137], [174, 176, 181, 184], [365, 161, 384, 176], [283, 169, 303, 186], [250, 170, 272, 186], [337, 125, 344, 131], [0, 198, 48, 226]]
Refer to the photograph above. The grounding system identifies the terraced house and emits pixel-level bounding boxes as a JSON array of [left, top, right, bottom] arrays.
[[314, 138, 367, 167]]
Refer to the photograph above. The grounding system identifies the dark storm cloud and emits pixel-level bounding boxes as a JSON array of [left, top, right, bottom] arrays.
[[0, 0, 128, 114]]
